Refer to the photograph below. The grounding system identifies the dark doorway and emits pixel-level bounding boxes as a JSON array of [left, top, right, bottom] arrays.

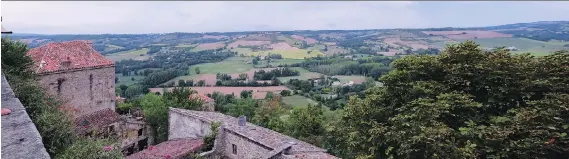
[[127, 144, 134, 155], [138, 138, 148, 151]]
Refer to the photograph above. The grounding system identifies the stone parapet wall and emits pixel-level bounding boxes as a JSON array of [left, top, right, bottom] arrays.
[[1, 74, 51, 159]]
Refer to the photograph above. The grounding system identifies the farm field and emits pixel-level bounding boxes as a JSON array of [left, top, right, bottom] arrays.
[[247, 49, 325, 59], [166, 67, 276, 86], [187, 57, 253, 74], [149, 86, 290, 99], [433, 38, 569, 56], [116, 74, 145, 86], [334, 75, 367, 84], [282, 95, 319, 108], [175, 44, 197, 48], [105, 44, 124, 51], [105, 48, 149, 61], [254, 59, 304, 67], [191, 42, 225, 52], [278, 67, 323, 82]]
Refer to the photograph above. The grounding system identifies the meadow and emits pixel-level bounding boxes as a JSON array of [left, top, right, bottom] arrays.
[[105, 48, 149, 61], [433, 37, 569, 56], [116, 74, 145, 86]]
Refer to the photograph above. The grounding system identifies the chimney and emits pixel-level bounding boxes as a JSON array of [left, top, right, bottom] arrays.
[[238, 116, 246, 126]]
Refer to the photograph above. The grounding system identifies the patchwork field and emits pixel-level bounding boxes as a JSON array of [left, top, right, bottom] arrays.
[[291, 35, 317, 44], [149, 86, 290, 99], [105, 48, 149, 61], [228, 40, 271, 48], [192, 42, 225, 51], [334, 75, 367, 84], [175, 44, 197, 48], [278, 67, 323, 82], [187, 57, 253, 74], [105, 44, 125, 51], [383, 38, 430, 50], [282, 95, 319, 108], [422, 31, 513, 39], [254, 59, 304, 67], [116, 74, 145, 86], [249, 49, 325, 59]]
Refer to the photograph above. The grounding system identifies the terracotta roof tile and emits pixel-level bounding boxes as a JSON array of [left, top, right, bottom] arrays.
[[26, 40, 114, 74], [189, 93, 214, 103], [126, 138, 204, 159], [74, 108, 121, 134]]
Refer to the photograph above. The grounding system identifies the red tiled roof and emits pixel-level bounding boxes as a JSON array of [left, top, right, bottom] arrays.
[[126, 138, 204, 159], [74, 108, 121, 134], [189, 93, 214, 103], [26, 40, 114, 74]]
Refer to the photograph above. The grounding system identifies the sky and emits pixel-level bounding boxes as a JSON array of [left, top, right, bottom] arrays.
[[1, 1, 568, 34]]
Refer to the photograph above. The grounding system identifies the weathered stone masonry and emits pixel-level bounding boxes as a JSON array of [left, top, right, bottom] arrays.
[[1, 74, 51, 159], [38, 66, 115, 117], [168, 108, 338, 159]]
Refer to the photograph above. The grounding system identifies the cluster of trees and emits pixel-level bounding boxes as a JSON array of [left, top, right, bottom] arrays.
[[209, 89, 330, 147], [1, 38, 123, 158], [115, 49, 235, 75], [215, 79, 281, 87], [291, 56, 393, 80], [118, 87, 203, 143], [253, 67, 300, 80], [286, 77, 375, 110], [141, 69, 182, 87], [325, 41, 569, 158]]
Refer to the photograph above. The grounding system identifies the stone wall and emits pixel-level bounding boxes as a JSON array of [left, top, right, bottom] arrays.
[[38, 66, 115, 117], [168, 109, 213, 140], [221, 131, 272, 159], [168, 109, 273, 159], [1, 74, 51, 159]]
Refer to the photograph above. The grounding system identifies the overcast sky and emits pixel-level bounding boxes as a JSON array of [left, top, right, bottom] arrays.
[[2, 1, 568, 34]]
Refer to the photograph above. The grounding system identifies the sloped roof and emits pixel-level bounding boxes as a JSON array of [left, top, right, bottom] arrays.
[[126, 138, 204, 159], [169, 108, 336, 158], [189, 93, 214, 103], [74, 108, 121, 134], [26, 40, 114, 74]]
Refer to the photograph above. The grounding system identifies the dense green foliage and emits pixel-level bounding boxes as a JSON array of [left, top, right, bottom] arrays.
[[136, 87, 202, 143], [326, 41, 569, 158], [55, 138, 123, 159], [253, 67, 300, 80], [291, 56, 393, 80], [1, 38, 123, 158]]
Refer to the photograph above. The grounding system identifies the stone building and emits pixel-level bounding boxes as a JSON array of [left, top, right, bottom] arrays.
[[168, 108, 338, 159], [27, 40, 120, 136], [120, 116, 152, 156], [190, 93, 215, 111]]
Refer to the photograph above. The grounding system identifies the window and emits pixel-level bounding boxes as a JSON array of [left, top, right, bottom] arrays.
[[57, 78, 65, 95], [232, 144, 237, 155], [138, 128, 143, 137], [109, 125, 115, 134]]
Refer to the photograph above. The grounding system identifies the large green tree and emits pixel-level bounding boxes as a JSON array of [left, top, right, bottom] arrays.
[[328, 41, 569, 158], [287, 104, 325, 146]]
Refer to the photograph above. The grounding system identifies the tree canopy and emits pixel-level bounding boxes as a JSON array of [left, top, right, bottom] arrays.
[[327, 41, 569, 158]]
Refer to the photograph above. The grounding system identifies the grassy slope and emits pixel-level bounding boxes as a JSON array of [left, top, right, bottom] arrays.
[[278, 67, 323, 82], [116, 74, 145, 86], [434, 38, 569, 56], [254, 59, 304, 67], [105, 48, 150, 61], [187, 57, 254, 74], [282, 95, 319, 108]]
